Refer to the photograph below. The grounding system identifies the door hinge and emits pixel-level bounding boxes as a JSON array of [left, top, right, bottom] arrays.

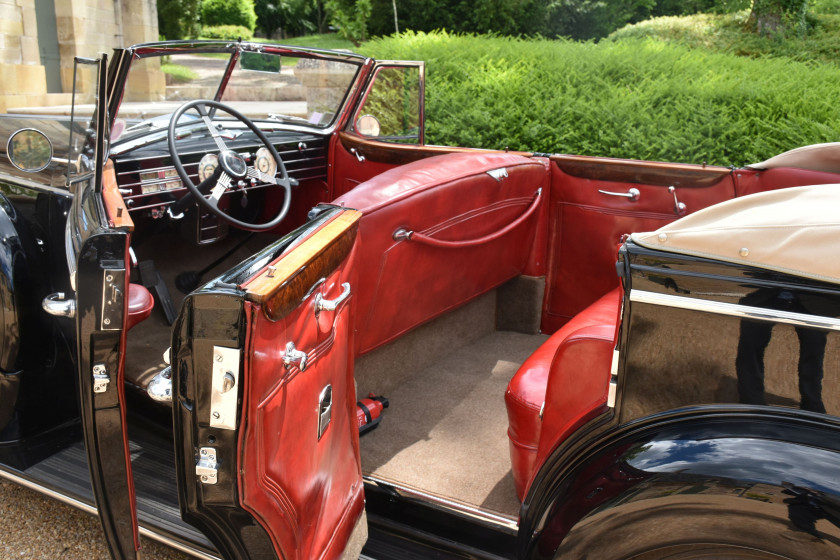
[[196, 447, 219, 485], [92, 363, 109, 393]]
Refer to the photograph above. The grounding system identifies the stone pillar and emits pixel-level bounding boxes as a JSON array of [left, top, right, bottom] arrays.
[[0, 0, 48, 112], [121, 0, 165, 103]]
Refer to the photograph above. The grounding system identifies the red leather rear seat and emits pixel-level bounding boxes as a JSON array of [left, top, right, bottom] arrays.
[[505, 288, 621, 499], [126, 283, 154, 331]]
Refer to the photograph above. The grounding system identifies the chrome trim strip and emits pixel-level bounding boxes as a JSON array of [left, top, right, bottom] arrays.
[[630, 289, 840, 331], [0, 466, 222, 560], [363, 475, 519, 533], [0, 171, 71, 197]]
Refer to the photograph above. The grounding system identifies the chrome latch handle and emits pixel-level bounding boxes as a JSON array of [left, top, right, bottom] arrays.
[[196, 447, 219, 485], [669, 186, 687, 215], [350, 148, 365, 163], [314, 282, 351, 313], [283, 341, 308, 371], [598, 187, 640, 201], [42, 292, 76, 318]]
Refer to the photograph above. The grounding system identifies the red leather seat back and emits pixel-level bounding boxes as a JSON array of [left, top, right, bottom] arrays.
[[334, 152, 549, 355], [505, 288, 620, 499]]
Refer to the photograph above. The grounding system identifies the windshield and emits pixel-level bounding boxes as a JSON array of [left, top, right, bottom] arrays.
[[115, 49, 361, 140]]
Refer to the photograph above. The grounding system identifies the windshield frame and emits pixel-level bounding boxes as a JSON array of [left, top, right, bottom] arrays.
[[106, 41, 371, 144]]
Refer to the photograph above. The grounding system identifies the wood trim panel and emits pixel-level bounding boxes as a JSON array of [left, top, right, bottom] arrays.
[[338, 131, 530, 166], [102, 160, 134, 231], [242, 210, 361, 321], [551, 154, 731, 188]]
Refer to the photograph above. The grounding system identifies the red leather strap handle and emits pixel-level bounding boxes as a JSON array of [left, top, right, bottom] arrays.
[[396, 188, 542, 249]]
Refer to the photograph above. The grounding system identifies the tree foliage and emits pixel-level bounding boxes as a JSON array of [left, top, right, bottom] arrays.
[[325, 0, 373, 45], [749, 0, 810, 35], [201, 0, 259, 31], [254, 0, 314, 38], [157, 0, 201, 39]]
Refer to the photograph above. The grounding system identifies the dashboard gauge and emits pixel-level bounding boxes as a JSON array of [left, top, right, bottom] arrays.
[[198, 154, 219, 182], [255, 147, 277, 179]]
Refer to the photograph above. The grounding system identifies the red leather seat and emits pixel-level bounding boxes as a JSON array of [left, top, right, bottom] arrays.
[[126, 283, 154, 330], [505, 288, 621, 499]]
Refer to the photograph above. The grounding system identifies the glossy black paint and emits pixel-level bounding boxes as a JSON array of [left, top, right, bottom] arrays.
[[618, 240, 840, 421], [171, 289, 277, 560], [0, 184, 77, 454], [363, 482, 516, 560], [73, 192, 137, 558], [529, 409, 840, 559], [519, 240, 840, 560]]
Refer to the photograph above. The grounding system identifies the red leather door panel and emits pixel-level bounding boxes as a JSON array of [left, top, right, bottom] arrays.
[[543, 156, 735, 333], [237, 210, 365, 559], [734, 166, 840, 196], [335, 152, 550, 354]]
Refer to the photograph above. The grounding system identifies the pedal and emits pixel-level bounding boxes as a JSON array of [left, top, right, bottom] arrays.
[[137, 260, 177, 325]]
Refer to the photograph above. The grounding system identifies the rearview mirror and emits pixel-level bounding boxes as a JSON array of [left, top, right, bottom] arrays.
[[240, 52, 281, 73]]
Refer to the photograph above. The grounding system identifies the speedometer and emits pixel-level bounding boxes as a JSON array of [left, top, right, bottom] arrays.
[[255, 147, 277, 178], [198, 154, 219, 182]]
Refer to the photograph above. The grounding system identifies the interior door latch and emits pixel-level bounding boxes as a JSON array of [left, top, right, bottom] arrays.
[[196, 447, 219, 485], [92, 363, 109, 393]]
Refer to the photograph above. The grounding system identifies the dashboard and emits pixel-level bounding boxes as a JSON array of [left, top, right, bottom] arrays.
[[112, 129, 329, 217]]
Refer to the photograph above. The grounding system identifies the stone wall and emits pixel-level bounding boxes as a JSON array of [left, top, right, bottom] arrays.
[[1, 0, 161, 113]]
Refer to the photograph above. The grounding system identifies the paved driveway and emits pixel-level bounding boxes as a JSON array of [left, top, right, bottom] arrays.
[[0, 480, 193, 559]]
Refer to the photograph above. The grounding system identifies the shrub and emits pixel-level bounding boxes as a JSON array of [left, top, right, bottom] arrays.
[[200, 0, 257, 31], [158, 0, 201, 39], [200, 25, 255, 41], [359, 31, 840, 167]]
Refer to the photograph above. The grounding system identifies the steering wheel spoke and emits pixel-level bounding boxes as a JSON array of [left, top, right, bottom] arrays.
[[247, 166, 279, 186], [195, 102, 230, 152], [208, 172, 232, 203], [168, 99, 292, 232]]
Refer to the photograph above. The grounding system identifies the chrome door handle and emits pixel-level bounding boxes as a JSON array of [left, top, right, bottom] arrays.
[[598, 188, 640, 201], [314, 283, 351, 313], [42, 292, 76, 318], [283, 341, 308, 371], [350, 148, 365, 163], [317, 385, 332, 440], [669, 186, 687, 215]]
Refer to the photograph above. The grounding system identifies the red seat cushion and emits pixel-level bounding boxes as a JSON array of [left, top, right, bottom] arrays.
[[126, 283, 154, 331], [505, 288, 621, 499]]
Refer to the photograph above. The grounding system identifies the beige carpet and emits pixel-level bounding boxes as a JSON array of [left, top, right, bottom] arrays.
[[357, 316, 546, 518]]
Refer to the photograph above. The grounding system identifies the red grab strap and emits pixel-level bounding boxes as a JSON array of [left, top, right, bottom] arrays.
[[398, 188, 542, 249]]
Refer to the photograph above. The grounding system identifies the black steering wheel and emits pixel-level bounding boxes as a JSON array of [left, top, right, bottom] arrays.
[[167, 99, 294, 231]]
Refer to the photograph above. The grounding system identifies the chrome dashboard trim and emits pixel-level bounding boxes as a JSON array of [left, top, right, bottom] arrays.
[[630, 289, 840, 331], [0, 171, 72, 197]]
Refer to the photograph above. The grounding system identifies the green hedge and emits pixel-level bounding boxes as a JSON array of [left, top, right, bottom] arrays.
[[200, 25, 255, 40], [359, 31, 840, 167]]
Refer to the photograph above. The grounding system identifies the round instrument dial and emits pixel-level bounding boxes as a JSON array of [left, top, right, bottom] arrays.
[[197, 154, 219, 182], [255, 147, 277, 178]]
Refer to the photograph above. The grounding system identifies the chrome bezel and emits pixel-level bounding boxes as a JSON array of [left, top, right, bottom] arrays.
[[6, 128, 54, 173]]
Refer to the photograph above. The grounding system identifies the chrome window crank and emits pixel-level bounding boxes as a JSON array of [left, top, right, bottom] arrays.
[[598, 187, 640, 201], [350, 148, 365, 163], [283, 341, 308, 371], [314, 282, 351, 314], [669, 186, 687, 215]]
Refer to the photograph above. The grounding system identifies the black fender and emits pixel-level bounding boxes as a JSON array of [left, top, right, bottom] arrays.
[[519, 407, 840, 559], [0, 192, 24, 374]]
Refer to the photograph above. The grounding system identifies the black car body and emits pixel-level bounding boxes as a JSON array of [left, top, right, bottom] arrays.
[[0, 40, 839, 560]]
